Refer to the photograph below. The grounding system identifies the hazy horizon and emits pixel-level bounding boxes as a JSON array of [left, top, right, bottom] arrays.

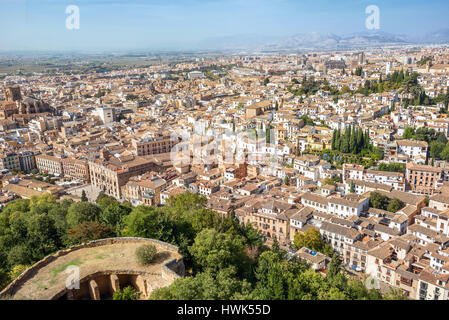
[[0, 0, 448, 52]]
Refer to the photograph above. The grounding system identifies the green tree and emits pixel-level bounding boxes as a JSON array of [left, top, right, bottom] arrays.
[[8, 264, 29, 281], [349, 182, 356, 193], [125, 94, 138, 101], [167, 192, 207, 211], [81, 190, 88, 202], [377, 163, 405, 173], [293, 228, 324, 252], [189, 228, 248, 276], [252, 251, 287, 300], [403, 127, 415, 140], [150, 267, 252, 300], [239, 223, 264, 249], [66, 221, 114, 245], [383, 288, 408, 300], [27, 214, 61, 261], [121, 206, 175, 243], [0, 268, 9, 291], [369, 192, 389, 210], [7, 244, 33, 266], [327, 254, 342, 281], [99, 201, 131, 233], [318, 287, 347, 300], [414, 127, 436, 143], [440, 143, 449, 161], [430, 141, 446, 159], [387, 199, 405, 213], [66, 202, 102, 228]]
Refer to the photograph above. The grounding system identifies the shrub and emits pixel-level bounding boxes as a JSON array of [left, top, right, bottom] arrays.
[[136, 244, 157, 265], [113, 286, 141, 300]]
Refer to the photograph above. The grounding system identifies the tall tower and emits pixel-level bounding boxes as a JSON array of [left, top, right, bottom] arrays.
[[358, 52, 366, 65], [386, 62, 393, 75], [5, 86, 22, 102], [235, 153, 248, 180]]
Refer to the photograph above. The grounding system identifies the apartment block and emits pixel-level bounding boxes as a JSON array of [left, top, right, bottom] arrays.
[[406, 163, 443, 195]]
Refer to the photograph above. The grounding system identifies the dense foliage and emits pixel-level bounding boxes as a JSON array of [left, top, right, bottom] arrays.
[[0, 193, 133, 288], [0, 192, 405, 300], [288, 76, 322, 96], [402, 127, 448, 160], [292, 228, 333, 257], [377, 163, 405, 173], [369, 192, 405, 213], [113, 286, 141, 300], [151, 240, 390, 300], [332, 126, 371, 155]]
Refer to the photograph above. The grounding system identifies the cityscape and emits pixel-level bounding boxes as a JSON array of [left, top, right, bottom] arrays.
[[1, 0, 449, 304]]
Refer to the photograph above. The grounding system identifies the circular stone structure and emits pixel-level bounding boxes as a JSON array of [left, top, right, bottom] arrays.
[[0, 237, 184, 300]]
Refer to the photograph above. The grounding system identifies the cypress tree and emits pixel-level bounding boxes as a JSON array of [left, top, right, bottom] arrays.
[[364, 130, 370, 149], [399, 70, 404, 82], [391, 71, 397, 83], [341, 139, 349, 154], [335, 129, 341, 152], [332, 131, 336, 150], [356, 128, 363, 153], [81, 190, 88, 202], [349, 129, 357, 154], [344, 126, 351, 141]]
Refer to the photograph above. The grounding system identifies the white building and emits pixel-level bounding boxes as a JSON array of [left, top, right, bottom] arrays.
[[396, 140, 428, 164], [327, 194, 370, 218], [94, 106, 115, 125]]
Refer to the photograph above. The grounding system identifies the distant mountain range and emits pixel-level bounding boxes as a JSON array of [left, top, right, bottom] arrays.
[[196, 29, 449, 51], [421, 28, 449, 44]]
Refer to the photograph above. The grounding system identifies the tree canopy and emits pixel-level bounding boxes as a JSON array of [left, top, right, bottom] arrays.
[[0, 192, 405, 300], [370, 192, 405, 213]]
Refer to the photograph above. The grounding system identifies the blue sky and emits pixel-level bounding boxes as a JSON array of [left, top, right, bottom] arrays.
[[0, 0, 448, 52]]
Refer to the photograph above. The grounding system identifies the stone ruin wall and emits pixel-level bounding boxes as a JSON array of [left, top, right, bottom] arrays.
[[0, 237, 185, 299]]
